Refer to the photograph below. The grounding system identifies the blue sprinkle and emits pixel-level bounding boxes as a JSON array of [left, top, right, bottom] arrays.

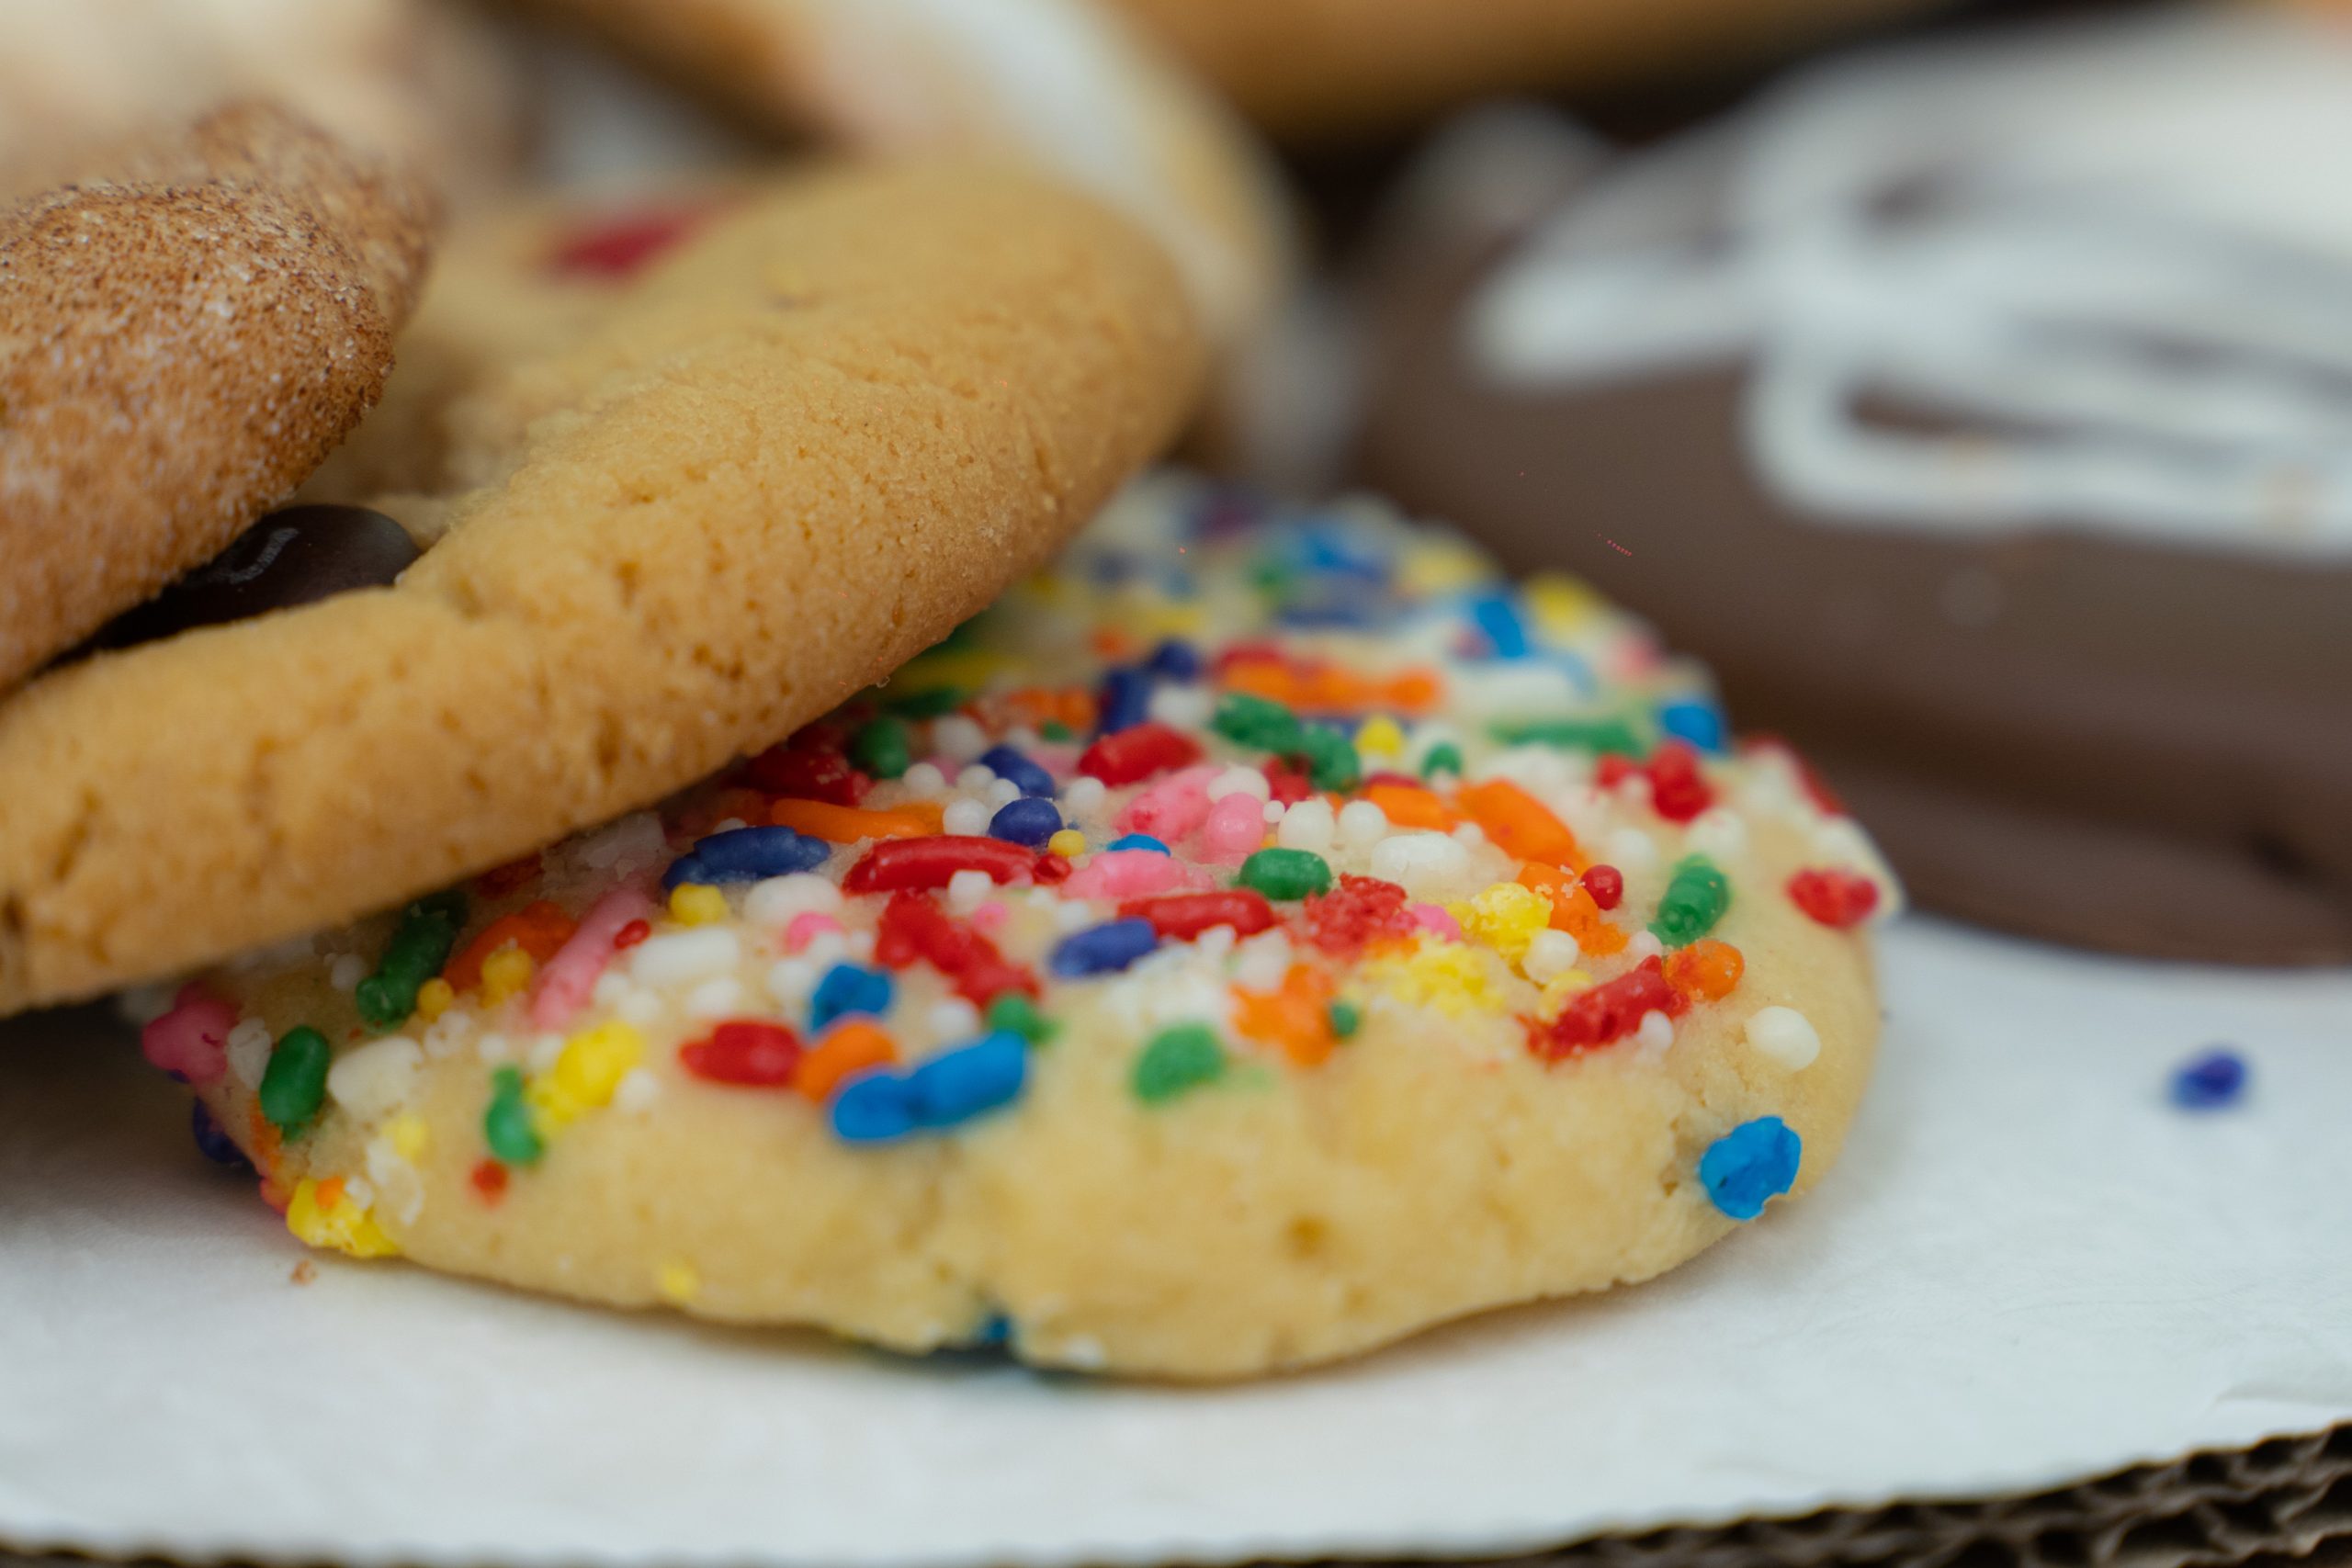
[[1657, 697, 1728, 754], [830, 1070, 919, 1143], [978, 744, 1056, 797], [831, 1032, 1030, 1144], [968, 1312, 1014, 1348], [810, 963, 894, 1031], [907, 1031, 1029, 1126], [1466, 592, 1531, 659], [1048, 918, 1159, 978], [989, 796, 1063, 848], [1145, 638, 1202, 682], [1699, 1116, 1803, 1222], [1105, 833, 1171, 855], [1097, 666, 1153, 735], [2171, 1047, 2249, 1111], [190, 1100, 251, 1171], [663, 826, 828, 887]]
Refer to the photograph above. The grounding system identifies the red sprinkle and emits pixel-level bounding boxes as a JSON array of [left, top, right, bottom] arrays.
[[1581, 864, 1624, 910], [1261, 760, 1314, 805], [843, 836, 1046, 894], [1119, 889, 1278, 942], [613, 919, 652, 951], [874, 893, 1036, 1005], [1302, 874, 1415, 957], [547, 208, 710, 278], [1077, 721, 1203, 786], [1645, 741, 1714, 823], [1595, 754, 1641, 789], [748, 743, 870, 807], [1787, 868, 1880, 929], [1527, 956, 1687, 1060], [680, 1021, 805, 1087], [469, 1160, 509, 1203], [1745, 734, 1849, 818]]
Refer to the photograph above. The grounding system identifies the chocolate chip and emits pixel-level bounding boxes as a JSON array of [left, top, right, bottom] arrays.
[[97, 504, 419, 650]]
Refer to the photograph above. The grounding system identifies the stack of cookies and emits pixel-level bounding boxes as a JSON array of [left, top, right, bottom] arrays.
[[0, 0, 1917, 1381]]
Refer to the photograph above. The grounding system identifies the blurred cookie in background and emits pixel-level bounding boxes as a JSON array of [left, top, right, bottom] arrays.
[[1358, 8, 2352, 964], [0, 0, 526, 206]]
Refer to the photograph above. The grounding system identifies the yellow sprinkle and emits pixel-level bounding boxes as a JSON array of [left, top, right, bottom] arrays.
[[479, 945, 535, 1007], [386, 1114, 430, 1162], [1356, 715, 1406, 758], [1398, 538, 1492, 596], [413, 977, 455, 1023], [1365, 937, 1506, 1018], [527, 1020, 645, 1134], [285, 1178, 399, 1259], [669, 883, 728, 927], [891, 649, 1009, 693], [1046, 829, 1086, 857], [1526, 571, 1604, 635], [656, 1260, 701, 1304], [1539, 969, 1597, 1017], [1454, 882, 1552, 964]]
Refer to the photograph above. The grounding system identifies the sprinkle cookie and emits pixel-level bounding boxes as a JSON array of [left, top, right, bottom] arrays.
[[0, 99, 435, 693], [0, 161, 1203, 1014], [164, 475, 1888, 1379]]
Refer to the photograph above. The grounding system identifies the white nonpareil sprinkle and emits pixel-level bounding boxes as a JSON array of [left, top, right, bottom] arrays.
[[614, 1068, 662, 1114], [1230, 930, 1294, 991], [765, 959, 817, 1008], [1206, 765, 1271, 802], [1062, 774, 1107, 819], [743, 873, 842, 927], [984, 777, 1023, 808], [1605, 826, 1659, 870], [616, 989, 665, 1028], [956, 763, 996, 793], [1451, 821, 1487, 850], [928, 998, 983, 1040], [325, 1036, 422, 1122], [1521, 928, 1583, 983], [1745, 1005, 1823, 1069], [1685, 807, 1749, 862], [1336, 798, 1390, 849], [899, 761, 947, 797], [1626, 931, 1665, 963], [1276, 796, 1335, 853], [797, 929, 848, 969], [341, 1177, 375, 1210], [328, 953, 368, 992], [946, 868, 995, 913], [684, 976, 747, 1019], [1147, 683, 1213, 730], [943, 797, 990, 836], [1634, 1010, 1675, 1052], [1261, 797, 1287, 824], [225, 1019, 274, 1087], [590, 970, 632, 1008], [1369, 829, 1473, 899], [932, 716, 988, 763], [628, 928, 741, 988], [1053, 898, 1099, 932], [422, 1010, 474, 1059]]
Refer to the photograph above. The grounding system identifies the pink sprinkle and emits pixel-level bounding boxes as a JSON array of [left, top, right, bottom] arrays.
[[1197, 792, 1265, 863], [1114, 765, 1215, 842], [785, 911, 844, 953], [1060, 848, 1209, 901], [529, 886, 656, 1030], [971, 900, 1011, 932], [1028, 741, 1080, 778], [1408, 903, 1464, 942], [141, 986, 236, 1083]]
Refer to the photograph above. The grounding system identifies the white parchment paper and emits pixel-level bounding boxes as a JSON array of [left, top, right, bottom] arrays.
[[3, 918, 2349, 1568]]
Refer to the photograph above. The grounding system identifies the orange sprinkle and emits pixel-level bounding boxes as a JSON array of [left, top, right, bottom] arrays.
[[444, 901, 579, 994], [1091, 627, 1137, 660], [1517, 862, 1629, 956], [1232, 964, 1337, 1067], [1362, 782, 1456, 831], [771, 797, 944, 843], [1665, 939, 1745, 1001], [315, 1176, 346, 1209], [469, 1159, 509, 1204], [1222, 655, 1442, 716], [1458, 779, 1583, 869], [795, 1021, 899, 1102]]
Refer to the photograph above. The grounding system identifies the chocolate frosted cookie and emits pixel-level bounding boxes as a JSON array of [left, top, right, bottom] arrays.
[[1361, 11, 2352, 964]]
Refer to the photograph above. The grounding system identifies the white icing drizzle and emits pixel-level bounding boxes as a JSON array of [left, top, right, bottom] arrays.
[[1466, 11, 2352, 556]]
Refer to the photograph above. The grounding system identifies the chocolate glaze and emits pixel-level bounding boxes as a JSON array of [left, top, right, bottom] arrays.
[[95, 504, 419, 651]]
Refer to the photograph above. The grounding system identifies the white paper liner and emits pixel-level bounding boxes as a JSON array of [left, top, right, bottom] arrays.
[[3, 917, 2349, 1568]]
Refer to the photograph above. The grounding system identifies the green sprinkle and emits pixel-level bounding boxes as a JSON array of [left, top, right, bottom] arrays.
[[1133, 1024, 1227, 1103], [850, 716, 913, 779], [1298, 725, 1360, 792], [886, 686, 966, 718], [1489, 716, 1646, 758], [256, 1026, 332, 1134], [1327, 1000, 1362, 1040], [1652, 855, 1732, 946], [355, 891, 467, 1031], [483, 1067, 543, 1166], [1213, 692, 1304, 754], [986, 992, 1058, 1045], [1037, 719, 1075, 742], [1419, 742, 1464, 781], [1237, 847, 1333, 902]]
